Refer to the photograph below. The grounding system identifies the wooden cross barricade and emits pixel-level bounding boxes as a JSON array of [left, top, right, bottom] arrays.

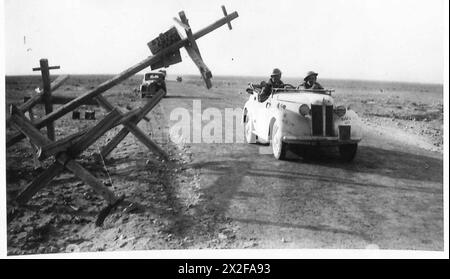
[[6, 6, 238, 218]]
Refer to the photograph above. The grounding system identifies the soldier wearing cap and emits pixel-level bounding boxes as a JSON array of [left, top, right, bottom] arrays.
[[258, 68, 285, 102], [299, 71, 323, 90], [157, 69, 167, 92]]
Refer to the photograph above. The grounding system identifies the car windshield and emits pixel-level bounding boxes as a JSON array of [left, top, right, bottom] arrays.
[[272, 88, 334, 95], [144, 73, 161, 81]]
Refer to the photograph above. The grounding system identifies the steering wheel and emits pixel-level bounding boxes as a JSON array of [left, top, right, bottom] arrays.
[[284, 84, 296, 89]]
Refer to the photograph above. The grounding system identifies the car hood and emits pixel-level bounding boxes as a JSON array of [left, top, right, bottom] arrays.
[[275, 92, 334, 106]]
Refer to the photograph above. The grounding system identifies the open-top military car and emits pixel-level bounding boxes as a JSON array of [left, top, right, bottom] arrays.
[[140, 72, 167, 98], [242, 84, 363, 161]]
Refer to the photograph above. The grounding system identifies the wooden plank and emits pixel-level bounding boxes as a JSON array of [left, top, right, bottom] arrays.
[[100, 98, 169, 160], [37, 130, 87, 160], [99, 89, 166, 158], [10, 106, 118, 204], [38, 108, 121, 160], [6, 10, 239, 147], [15, 162, 65, 205], [62, 157, 118, 204], [185, 47, 212, 89], [38, 95, 99, 106], [179, 11, 213, 89], [125, 123, 169, 160], [9, 105, 51, 148], [18, 94, 42, 115], [101, 127, 129, 158], [68, 109, 122, 156], [49, 74, 69, 93]]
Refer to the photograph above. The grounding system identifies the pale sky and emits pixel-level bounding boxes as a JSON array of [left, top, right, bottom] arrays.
[[2, 0, 446, 83]]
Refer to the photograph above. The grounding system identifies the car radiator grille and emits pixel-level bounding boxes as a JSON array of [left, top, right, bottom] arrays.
[[311, 105, 334, 136]]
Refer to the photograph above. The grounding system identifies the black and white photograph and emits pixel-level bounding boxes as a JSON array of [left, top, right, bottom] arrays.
[[1, 0, 448, 258]]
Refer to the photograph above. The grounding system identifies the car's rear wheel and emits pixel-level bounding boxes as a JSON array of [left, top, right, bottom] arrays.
[[244, 114, 256, 144], [271, 121, 287, 160], [339, 143, 358, 162]]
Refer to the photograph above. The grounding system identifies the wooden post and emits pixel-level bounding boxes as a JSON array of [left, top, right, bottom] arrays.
[[6, 9, 239, 147], [32, 59, 61, 141]]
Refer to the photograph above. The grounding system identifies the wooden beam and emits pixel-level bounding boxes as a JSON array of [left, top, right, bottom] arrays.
[[101, 127, 129, 158], [49, 74, 69, 93], [15, 162, 65, 205], [95, 92, 169, 160], [179, 11, 212, 89], [37, 130, 87, 160], [39, 95, 99, 106], [9, 105, 51, 148], [99, 89, 166, 158], [185, 46, 212, 89], [38, 108, 121, 160], [61, 156, 118, 204], [6, 10, 238, 147], [10, 106, 118, 205], [68, 109, 121, 156]]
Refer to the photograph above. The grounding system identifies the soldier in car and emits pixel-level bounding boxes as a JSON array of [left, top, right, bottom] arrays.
[[148, 69, 167, 94], [299, 71, 324, 90], [258, 68, 285, 102]]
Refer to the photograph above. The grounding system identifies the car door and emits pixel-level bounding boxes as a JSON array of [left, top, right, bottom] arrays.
[[254, 93, 273, 139]]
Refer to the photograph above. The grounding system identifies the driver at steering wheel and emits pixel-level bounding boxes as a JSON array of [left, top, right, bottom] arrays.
[[258, 68, 284, 102]]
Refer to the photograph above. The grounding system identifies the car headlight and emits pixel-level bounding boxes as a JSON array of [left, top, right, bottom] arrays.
[[299, 104, 310, 116], [335, 105, 346, 117]]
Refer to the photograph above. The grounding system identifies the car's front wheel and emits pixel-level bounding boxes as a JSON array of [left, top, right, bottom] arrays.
[[339, 143, 358, 162], [244, 113, 256, 144], [271, 121, 287, 160]]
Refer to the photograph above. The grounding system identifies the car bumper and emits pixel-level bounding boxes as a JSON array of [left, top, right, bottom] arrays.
[[282, 136, 361, 146]]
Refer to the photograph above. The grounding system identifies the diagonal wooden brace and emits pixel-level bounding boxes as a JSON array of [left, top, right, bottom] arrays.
[[38, 108, 122, 160], [100, 89, 166, 158], [179, 11, 213, 89], [10, 106, 120, 205], [95, 90, 169, 160]]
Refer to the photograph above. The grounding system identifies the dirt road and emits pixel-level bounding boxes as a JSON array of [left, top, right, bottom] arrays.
[[156, 80, 443, 250]]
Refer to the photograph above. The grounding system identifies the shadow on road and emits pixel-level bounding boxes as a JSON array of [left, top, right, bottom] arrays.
[[182, 144, 443, 241]]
